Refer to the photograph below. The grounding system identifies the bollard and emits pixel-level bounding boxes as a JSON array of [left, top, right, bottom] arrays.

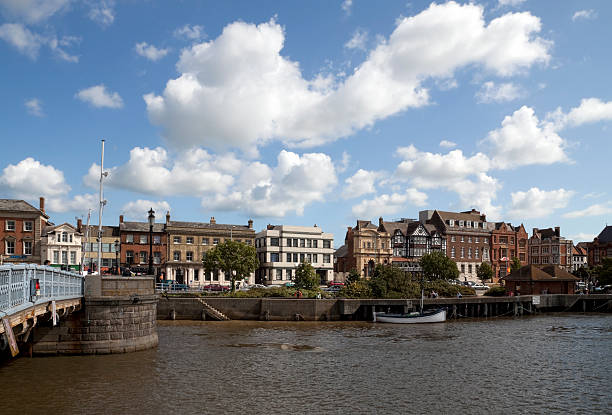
[[170, 309, 176, 320], [201, 310, 207, 321]]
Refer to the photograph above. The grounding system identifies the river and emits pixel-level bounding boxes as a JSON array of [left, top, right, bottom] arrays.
[[1, 313, 611, 414]]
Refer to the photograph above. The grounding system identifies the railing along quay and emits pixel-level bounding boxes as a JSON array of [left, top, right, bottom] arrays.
[[0, 264, 84, 317]]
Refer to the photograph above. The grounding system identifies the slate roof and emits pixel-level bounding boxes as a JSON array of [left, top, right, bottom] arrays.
[[120, 221, 166, 232], [355, 220, 377, 230], [436, 209, 486, 222], [533, 228, 557, 239], [596, 225, 612, 243], [0, 199, 48, 217], [502, 265, 579, 282], [42, 222, 80, 235], [167, 220, 252, 232], [334, 244, 348, 258]]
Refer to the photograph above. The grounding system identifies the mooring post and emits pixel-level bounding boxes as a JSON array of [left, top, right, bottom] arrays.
[[484, 303, 488, 317], [452, 304, 457, 319], [514, 302, 518, 316]]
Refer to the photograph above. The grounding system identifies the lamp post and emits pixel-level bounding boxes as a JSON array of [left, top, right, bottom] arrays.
[[114, 239, 120, 275], [148, 208, 155, 276]]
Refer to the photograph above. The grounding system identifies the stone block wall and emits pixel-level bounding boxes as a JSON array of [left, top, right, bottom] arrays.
[[32, 295, 158, 355]]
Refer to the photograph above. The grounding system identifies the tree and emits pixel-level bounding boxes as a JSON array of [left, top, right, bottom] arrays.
[[420, 251, 460, 281], [202, 240, 258, 292], [346, 269, 361, 285], [511, 257, 521, 272], [477, 262, 493, 283], [369, 264, 416, 298], [294, 261, 319, 290], [594, 257, 612, 286]]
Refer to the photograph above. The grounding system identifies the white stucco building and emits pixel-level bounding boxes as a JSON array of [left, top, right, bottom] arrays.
[[255, 225, 334, 285], [40, 223, 83, 271]]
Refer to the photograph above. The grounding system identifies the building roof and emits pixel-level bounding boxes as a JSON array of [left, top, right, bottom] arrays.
[[435, 209, 486, 222], [354, 220, 378, 230], [595, 225, 612, 243], [0, 199, 48, 218], [81, 225, 119, 239], [502, 265, 579, 282], [167, 220, 252, 232], [334, 244, 348, 258], [120, 222, 166, 232], [533, 228, 558, 240], [42, 222, 80, 235], [572, 245, 587, 256]]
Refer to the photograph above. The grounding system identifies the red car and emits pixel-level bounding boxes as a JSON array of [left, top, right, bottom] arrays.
[[327, 281, 345, 287], [203, 284, 230, 292]]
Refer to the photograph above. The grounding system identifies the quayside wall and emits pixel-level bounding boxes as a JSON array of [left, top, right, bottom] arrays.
[[158, 294, 612, 321]]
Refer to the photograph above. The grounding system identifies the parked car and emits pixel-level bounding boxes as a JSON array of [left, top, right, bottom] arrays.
[[203, 284, 230, 292], [473, 283, 488, 290], [327, 281, 345, 287], [324, 286, 342, 293], [284, 282, 295, 287]]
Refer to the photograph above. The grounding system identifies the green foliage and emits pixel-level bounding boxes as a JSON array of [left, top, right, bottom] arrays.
[[420, 251, 460, 281], [369, 264, 417, 298], [424, 280, 474, 297], [202, 240, 259, 292], [339, 280, 373, 298], [227, 286, 324, 298], [484, 286, 507, 297], [294, 261, 319, 290], [511, 257, 522, 272], [594, 257, 612, 285], [477, 262, 493, 282], [346, 269, 361, 285]]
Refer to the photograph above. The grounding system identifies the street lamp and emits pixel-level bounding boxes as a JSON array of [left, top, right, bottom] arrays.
[[148, 208, 155, 276], [114, 239, 120, 275]]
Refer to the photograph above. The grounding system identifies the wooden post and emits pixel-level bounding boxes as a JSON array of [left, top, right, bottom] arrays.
[[452, 304, 457, 319]]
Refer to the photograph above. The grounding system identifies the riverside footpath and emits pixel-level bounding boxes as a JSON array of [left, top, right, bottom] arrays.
[[157, 294, 612, 321]]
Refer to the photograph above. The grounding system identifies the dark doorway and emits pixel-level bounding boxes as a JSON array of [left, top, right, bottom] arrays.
[[367, 260, 375, 277], [176, 268, 185, 284], [316, 270, 327, 285]]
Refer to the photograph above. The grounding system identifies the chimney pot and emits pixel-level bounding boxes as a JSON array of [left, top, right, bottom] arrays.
[[166, 211, 170, 224], [248, 219, 253, 229], [119, 215, 124, 224], [210, 217, 216, 224], [77, 219, 82, 232]]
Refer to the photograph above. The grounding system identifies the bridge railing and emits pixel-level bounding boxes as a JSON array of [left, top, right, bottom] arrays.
[[0, 264, 84, 316]]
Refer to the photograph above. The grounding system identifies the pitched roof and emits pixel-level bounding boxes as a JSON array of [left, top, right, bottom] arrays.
[[533, 228, 558, 239], [167, 220, 252, 232], [595, 225, 612, 243], [0, 199, 48, 218], [436, 209, 486, 222], [334, 244, 348, 258], [502, 265, 579, 282], [572, 245, 587, 256], [43, 222, 80, 235], [355, 220, 377, 230], [120, 221, 166, 232]]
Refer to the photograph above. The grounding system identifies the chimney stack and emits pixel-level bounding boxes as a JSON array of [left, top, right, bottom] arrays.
[[39, 196, 45, 213], [119, 215, 124, 224], [555, 226, 560, 237], [379, 216, 384, 227], [248, 219, 253, 229], [166, 211, 170, 224], [267, 224, 274, 230], [210, 217, 216, 225], [77, 218, 82, 232]]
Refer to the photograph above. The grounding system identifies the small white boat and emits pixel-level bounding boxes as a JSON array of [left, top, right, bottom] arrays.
[[373, 308, 446, 324]]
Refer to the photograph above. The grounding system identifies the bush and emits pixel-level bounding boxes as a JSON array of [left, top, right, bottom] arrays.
[[226, 286, 324, 298], [339, 280, 373, 298], [484, 286, 507, 297]]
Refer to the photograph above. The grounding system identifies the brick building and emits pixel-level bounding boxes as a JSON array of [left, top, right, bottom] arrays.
[[587, 226, 612, 267], [165, 214, 255, 286], [503, 265, 579, 295], [334, 218, 392, 279], [489, 222, 528, 282], [420, 209, 491, 282], [0, 198, 49, 265], [528, 227, 573, 272], [572, 244, 588, 272], [80, 223, 120, 274], [119, 215, 167, 277]]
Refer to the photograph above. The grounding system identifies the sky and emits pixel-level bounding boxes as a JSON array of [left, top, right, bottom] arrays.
[[0, 0, 611, 246]]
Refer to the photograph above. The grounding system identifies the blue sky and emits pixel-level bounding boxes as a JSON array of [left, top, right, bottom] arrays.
[[0, 0, 611, 245]]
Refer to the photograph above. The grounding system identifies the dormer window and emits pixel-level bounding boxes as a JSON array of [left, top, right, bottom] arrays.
[[459, 220, 464, 227], [448, 220, 454, 226], [62, 232, 68, 242]]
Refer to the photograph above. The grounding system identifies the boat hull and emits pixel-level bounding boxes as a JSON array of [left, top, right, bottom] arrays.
[[374, 309, 446, 324]]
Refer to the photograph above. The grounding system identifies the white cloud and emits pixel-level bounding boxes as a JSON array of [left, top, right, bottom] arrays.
[[88, 0, 115, 27], [174, 24, 205, 40], [75, 84, 123, 108], [498, 0, 526, 6], [342, 0, 353, 14], [572, 10, 597, 21], [0, 0, 70, 24], [145, 5, 550, 152], [352, 188, 428, 218], [84, 147, 236, 196], [481, 106, 569, 169], [25, 98, 43, 116], [345, 29, 368, 51], [565, 98, 612, 127], [476, 81, 524, 103], [563, 202, 612, 219], [203, 150, 338, 217], [570, 233, 596, 242], [0, 157, 95, 213], [439, 140, 456, 148], [508, 187, 574, 219], [121, 200, 172, 221], [342, 169, 383, 199], [336, 151, 350, 173], [0, 23, 79, 61], [135, 42, 169, 61]]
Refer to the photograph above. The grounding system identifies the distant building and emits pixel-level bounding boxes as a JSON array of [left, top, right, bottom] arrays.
[[0, 197, 49, 265], [587, 226, 612, 267], [79, 221, 120, 274], [420, 209, 491, 282], [40, 222, 83, 271], [503, 265, 579, 295], [335, 218, 392, 278], [255, 225, 334, 285], [119, 215, 167, 278], [165, 214, 255, 286], [572, 244, 588, 272], [380, 218, 446, 275], [528, 227, 573, 272], [489, 222, 528, 283]]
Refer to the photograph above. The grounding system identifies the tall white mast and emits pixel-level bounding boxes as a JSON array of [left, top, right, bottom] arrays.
[[97, 139, 107, 274], [81, 209, 91, 274]]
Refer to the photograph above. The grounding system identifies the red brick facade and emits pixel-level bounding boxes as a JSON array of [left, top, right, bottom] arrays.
[[490, 222, 528, 282], [0, 198, 49, 265], [119, 216, 167, 276]]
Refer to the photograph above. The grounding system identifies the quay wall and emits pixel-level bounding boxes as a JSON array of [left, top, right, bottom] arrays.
[[158, 294, 612, 321]]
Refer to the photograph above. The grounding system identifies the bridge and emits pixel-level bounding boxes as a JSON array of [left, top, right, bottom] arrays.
[[0, 264, 83, 357]]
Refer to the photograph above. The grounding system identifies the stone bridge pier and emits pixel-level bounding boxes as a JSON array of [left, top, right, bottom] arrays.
[[32, 276, 158, 355]]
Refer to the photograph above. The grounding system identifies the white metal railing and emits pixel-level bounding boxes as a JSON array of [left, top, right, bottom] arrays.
[[0, 264, 84, 316]]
